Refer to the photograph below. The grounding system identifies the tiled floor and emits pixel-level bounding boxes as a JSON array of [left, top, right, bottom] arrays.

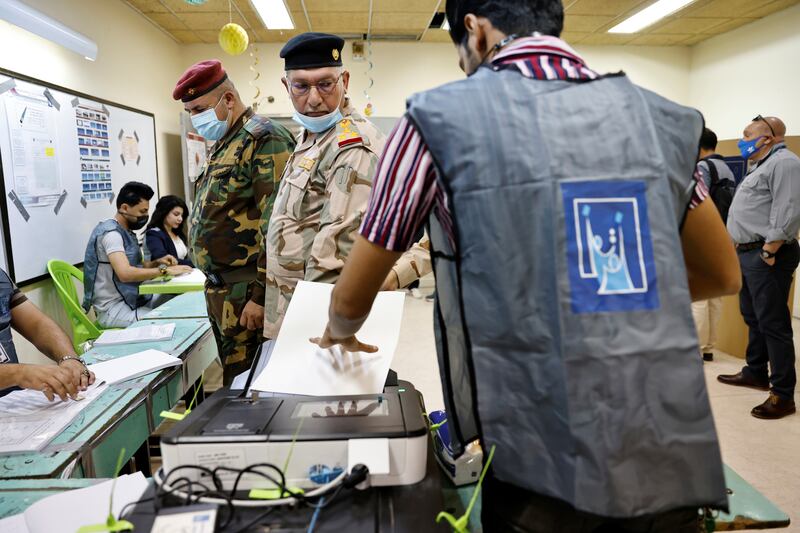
[[393, 292, 800, 531]]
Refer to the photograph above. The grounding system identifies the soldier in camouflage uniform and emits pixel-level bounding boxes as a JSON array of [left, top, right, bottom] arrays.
[[173, 60, 295, 383], [264, 33, 430, 339]]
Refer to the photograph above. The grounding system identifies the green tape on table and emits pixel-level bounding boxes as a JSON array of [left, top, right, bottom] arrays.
[[142, 291, 208, 320], [139, 277, 204, 295]]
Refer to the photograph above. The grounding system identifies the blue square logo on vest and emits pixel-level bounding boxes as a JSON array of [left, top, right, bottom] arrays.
[[561, 180, 659, 314]]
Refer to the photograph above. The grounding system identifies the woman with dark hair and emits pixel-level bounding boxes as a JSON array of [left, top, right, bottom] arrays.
[[145, 195, 193, 267]]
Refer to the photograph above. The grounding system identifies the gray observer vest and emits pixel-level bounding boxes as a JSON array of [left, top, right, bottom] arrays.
[[407, 67, 727, 517]]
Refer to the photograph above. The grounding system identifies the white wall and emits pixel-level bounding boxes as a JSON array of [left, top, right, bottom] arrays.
[[690, 3, 800, 139], [0, 0, 185, 364], [181, 41, 692, 118]]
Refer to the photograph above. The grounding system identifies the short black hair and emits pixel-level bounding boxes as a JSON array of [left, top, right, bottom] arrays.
[[117, 181, 154, 209], [146, 195, 189, 243], [699, 127, 718, 151], [445, 0, 564, 45]]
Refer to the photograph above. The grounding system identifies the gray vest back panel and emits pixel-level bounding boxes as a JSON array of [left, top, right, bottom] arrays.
[[407, 68, 726, 517]]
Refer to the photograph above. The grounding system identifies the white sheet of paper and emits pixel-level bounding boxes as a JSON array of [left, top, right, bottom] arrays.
[[88, 349, 181, 385], [230, 340, 275, 391], [93, 323, 176, 346], [251, 281, 405, 396], [0, 383, 107, 454], [172, 268, 206, 284], [348, 438, 391, 475], [0, 513, 27, 533], [22, 473, 149, 533]]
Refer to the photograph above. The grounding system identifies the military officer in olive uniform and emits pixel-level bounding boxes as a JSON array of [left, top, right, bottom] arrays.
[[173, 60, 295, 383], [264, 33, 430, 338]]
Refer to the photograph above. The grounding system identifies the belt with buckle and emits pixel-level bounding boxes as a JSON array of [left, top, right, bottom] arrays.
[[205, 264, 257, 287], [735, 241, 765, 252]]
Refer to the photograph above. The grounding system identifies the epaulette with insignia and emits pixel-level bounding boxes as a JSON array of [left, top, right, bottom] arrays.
[[336, 118, 363, 148], [244, 114, 275, 139]]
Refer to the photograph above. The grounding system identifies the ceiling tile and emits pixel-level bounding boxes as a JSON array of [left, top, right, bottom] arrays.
[[652, 17, 731, 34], [627, 33, 694, 45], [126, 0, 169, 14], [565, 0, 647, 17], [704, 17, 758, 35], [742, 0, 800, 18], [578, 33, 637, 45], [564, 14, 615, 32], [371, 12, 433, 33], [123, 0, 800, 46]]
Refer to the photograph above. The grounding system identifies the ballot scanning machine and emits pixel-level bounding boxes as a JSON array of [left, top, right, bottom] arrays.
[[160, 381, 429, 490]]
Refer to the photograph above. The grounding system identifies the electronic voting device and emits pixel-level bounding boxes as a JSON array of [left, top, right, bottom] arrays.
[[160, 381, 428, 490]]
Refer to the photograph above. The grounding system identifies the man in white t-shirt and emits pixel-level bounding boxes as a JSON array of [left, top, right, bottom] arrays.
[[82, 182, 191, 328]]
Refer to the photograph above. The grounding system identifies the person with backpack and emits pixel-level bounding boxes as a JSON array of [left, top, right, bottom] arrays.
[[693, 127, 736, 361]]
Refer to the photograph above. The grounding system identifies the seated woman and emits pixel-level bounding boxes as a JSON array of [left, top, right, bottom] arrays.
[[145, 195, 193, 267]]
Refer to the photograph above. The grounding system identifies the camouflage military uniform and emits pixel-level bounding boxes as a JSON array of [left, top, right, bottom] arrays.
[[190, 107, 294, 382], [264, 100, 430, 338]]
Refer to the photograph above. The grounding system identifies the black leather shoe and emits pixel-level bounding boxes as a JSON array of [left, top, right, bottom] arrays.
[[751, 394, 796, 419], [702, 352, 714, 362], [717, 371, 769, 391]]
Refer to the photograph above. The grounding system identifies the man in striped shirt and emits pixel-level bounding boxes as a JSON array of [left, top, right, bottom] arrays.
[[313, 0, 740, 530]]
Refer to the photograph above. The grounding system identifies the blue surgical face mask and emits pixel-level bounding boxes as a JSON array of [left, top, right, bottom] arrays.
[[191, 96, 229, 141], [292, 107, 343, 134], [738, 136, 765, 159]]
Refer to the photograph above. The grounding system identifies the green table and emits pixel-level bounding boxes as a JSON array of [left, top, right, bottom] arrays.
[[139, 276, 204, 295], [446, 464, 790, 531], [0, 479, 104, 519], [0, 318, 215, 480], [141, 291, 208, 320]]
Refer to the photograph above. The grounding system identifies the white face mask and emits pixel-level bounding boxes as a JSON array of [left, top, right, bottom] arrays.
[[191, 95, 230, 141], [292, 107, 344, 133]]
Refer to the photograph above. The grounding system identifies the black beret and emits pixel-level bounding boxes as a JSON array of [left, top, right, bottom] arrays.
[[280, 32, 345, 71]]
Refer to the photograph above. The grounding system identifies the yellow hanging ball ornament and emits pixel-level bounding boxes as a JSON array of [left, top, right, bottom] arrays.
[[219, 23, 249, 55]]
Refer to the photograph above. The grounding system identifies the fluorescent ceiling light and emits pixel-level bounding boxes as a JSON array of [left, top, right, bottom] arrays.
[[0, 0, 97, 60], [251, 0, 295, 30], [608, 0, 697, 34], [441, 18, 450, 31]]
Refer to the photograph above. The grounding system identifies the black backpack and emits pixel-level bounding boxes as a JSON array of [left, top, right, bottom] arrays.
[[702, 156, 736, 224]]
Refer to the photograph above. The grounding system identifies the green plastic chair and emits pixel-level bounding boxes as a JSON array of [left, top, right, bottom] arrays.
[[47, 259, 107, 353]]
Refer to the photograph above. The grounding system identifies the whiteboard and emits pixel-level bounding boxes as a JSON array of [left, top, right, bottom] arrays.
[[0, 70, 158, 284]]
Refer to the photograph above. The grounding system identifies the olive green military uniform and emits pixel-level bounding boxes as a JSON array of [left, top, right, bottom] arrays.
[[190, 107, 294, 382], [264, 100, 430, 338]]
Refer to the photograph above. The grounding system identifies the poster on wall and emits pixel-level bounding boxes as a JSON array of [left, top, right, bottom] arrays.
[[185, 132, 208, 182], [75, 103, 113, 203], [119, 130, 140, 165], [2, 86, 62, 207]]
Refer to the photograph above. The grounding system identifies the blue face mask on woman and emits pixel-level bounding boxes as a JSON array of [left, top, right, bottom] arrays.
[[738, 136, 765, 159], [191, 95, 230, 141], [292, 107, 343, 134]]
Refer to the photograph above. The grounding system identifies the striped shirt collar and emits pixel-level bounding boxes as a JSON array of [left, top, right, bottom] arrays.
[[490, 35, 598, 80]]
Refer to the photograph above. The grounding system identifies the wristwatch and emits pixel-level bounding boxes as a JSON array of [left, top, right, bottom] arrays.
[[59, 356, 91, 377], [760, 249, 776, 260], [158, 264, 168, 276]]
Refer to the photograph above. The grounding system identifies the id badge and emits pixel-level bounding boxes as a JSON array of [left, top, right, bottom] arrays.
[[0, 342, 10, 364]]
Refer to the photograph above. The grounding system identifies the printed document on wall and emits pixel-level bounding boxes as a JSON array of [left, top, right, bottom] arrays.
[[2, 85, 62, 206], [251, 281, 406, 396]]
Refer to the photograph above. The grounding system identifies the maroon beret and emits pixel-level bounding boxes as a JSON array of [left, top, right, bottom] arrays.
[[173, 60, 228, 102]]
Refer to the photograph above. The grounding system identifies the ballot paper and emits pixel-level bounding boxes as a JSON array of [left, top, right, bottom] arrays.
[[0, 382, 108, 454], [88, 349, 182, 385], [0, 472, 149, 533], [250, 281, 406, 396], [93, 323, 176, 345], [171, 268, 206, 284]]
